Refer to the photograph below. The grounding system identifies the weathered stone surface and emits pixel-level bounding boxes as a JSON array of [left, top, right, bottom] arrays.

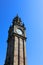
[[13, 36, 18, 65]]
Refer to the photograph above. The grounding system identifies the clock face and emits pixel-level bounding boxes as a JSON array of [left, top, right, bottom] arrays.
[[16, 29, 22, 35]]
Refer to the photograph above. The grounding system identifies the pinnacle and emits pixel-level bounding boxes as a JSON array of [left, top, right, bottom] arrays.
[[12, 15, 22, 25]]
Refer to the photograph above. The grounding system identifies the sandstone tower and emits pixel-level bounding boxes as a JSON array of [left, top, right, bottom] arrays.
[[4, 15, 26, 65]]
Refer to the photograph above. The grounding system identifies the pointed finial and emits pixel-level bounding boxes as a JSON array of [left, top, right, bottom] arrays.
[[16, 14, 18, 17], [16, 14, 20, 23]]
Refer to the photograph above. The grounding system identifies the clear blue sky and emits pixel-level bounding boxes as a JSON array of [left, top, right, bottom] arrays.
[[0, 0, 43, 65]]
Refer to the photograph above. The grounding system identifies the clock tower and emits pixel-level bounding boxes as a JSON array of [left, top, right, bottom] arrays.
[[4, 15, 26, 65]]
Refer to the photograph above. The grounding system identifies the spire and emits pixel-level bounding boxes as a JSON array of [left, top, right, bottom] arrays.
[[12, 15, 22, 25], [12, 15, 26, 29]]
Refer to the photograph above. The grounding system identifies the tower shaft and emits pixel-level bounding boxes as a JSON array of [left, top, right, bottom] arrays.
[[4, 15, 26, 65]]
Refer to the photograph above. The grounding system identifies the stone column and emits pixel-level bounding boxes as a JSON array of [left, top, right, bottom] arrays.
[[13, 36, 18, 65], [20, 38, 24, 65], [23, 40, 26, 65]]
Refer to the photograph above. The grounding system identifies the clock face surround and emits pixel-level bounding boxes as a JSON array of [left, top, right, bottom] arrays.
[[16, 29, 22, 35]]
